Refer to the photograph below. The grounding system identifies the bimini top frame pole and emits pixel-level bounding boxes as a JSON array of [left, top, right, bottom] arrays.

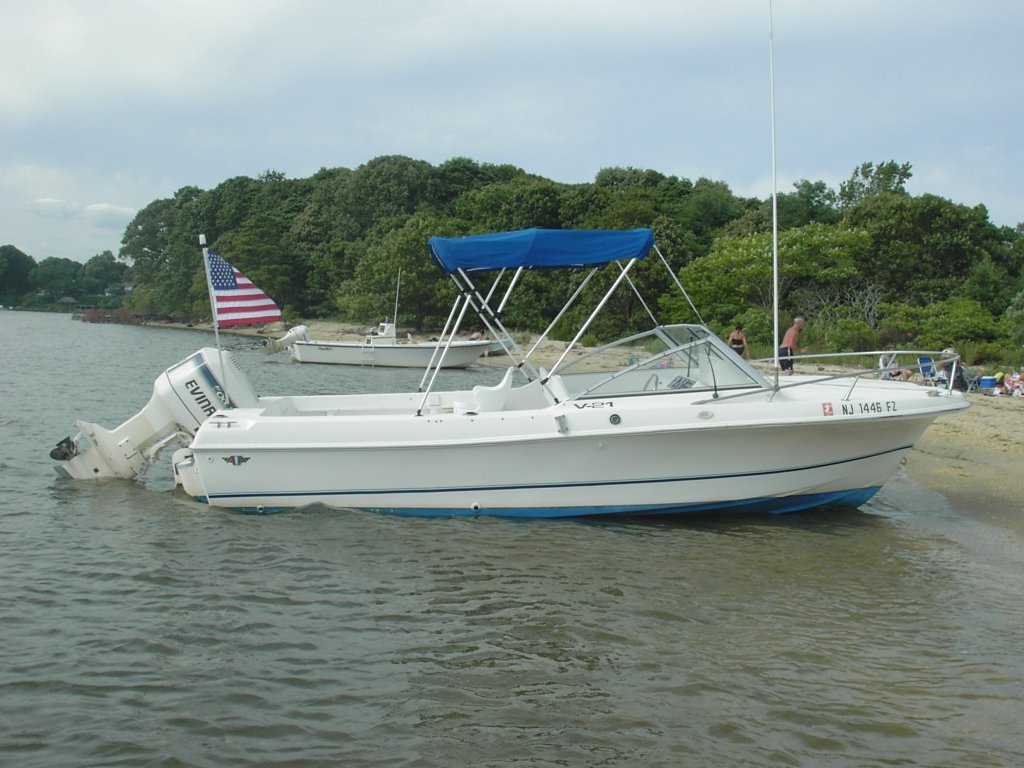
[[523, 266, 599, 366], [416, 293, 465, 393], [415, 294, 474, 416], [652, 244, 705, 326], [448, 268, 542, 382], [546, 257, 641, 380]]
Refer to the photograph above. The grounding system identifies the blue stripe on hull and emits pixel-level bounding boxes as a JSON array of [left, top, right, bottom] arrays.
[[206, 487, 882, 518], [366, 487, 883, 518]]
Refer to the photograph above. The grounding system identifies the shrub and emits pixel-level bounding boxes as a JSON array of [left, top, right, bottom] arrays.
[[878, 297, 999, 350], [822, 318, 875, 352], [965, 341, 1023, 369], [1006, 288, 1024, 346]]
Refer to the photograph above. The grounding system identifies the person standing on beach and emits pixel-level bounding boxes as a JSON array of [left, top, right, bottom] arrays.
[[727, 323, 749, 357], [779, 316, 806, 375]]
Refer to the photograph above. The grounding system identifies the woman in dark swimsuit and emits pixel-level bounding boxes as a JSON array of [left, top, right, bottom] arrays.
[[727, 324, 748, 357]]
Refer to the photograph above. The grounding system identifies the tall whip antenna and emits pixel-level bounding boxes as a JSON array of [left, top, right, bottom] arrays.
[[769, 0, 781, 388], [393, 268, 402, 325]]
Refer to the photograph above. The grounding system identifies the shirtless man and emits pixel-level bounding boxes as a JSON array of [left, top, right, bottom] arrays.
[[779, 316, 806, 375]]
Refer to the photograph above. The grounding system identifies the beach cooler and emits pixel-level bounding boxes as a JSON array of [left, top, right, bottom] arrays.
[[979, 375, 997, 391]]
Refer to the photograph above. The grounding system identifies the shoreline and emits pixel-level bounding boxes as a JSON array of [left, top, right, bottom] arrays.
[[900, 395, 1024, 521], [141, 319, 1024, 517]]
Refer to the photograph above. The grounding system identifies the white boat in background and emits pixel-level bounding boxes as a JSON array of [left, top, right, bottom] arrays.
[[51, 228, 969, 518], [266, 267, 491, 368], [269, 321, 491, 368]]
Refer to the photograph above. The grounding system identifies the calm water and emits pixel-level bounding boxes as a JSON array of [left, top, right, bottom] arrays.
[[2, 309, 1023, 767]]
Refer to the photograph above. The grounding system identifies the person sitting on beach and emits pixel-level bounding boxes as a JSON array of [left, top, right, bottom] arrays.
[[938, 347, 967, 391], [994, 372, 1011, 396], [879, 346, 912, 381]]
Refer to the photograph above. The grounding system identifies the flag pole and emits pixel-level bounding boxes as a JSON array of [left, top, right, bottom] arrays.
[[199, 234, 228, 395]]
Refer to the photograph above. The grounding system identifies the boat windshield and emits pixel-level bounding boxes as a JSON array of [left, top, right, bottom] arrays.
[[552, 324, 770, 398]]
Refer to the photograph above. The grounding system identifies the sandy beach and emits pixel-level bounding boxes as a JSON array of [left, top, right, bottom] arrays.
[[901, 392, 1024, 519], [158, 320, 1024, 517]]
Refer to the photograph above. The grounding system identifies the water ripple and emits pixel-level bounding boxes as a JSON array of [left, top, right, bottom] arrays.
[[2, 312, 1024, 766]]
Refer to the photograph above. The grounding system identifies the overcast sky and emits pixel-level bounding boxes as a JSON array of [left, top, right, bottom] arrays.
[[3, 0, 1022, 264]]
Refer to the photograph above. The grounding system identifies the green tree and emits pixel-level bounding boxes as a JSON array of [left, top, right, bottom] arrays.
[[429, 157, 522, 206], [453, 177, 566, 231], [99, 152, 1022, 351], [1005, 288, 1024, 347], [212, 215, 294, 318], [676, 178, 747, 252], [594, 166, 667, 193], [337, 215, 464, 329], [343, 155, 434, 230], [961, 254, 1017, 316], [208, 176, 264, 233], [31, 257, 83, 299], [878, 297, 998, 350], [0, 244, 35, 300], [558, 185, 614, 229], [591, 187, 659, 230], [120, 187, 206, 319], [79, 251, 127, 296], [776, 179, 840, 228], [838, 160, 912, 210], [846, 192, 1004, 303], [284, 168, 360, 315], [664, 223, 866, 343]]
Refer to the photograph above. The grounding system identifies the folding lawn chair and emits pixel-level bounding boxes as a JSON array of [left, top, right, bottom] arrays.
[[917, 357, 940, 385]]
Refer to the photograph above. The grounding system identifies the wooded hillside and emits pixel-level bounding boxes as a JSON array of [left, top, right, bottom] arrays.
[[5, 156, 1023, 364]]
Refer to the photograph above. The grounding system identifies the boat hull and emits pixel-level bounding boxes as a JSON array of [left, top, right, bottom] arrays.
[[176, 380, 965, 517], [289, 339, 490, 368]]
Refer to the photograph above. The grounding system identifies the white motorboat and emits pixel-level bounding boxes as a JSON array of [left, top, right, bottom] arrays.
[[52, 228, 968, 518], [270, 321, 491, 368]]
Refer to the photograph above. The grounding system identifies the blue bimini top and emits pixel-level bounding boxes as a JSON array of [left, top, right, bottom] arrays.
[[428, 228, 655, 275]]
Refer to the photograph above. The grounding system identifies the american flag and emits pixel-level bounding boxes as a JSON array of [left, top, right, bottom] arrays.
[[205, 250, 282, 327]]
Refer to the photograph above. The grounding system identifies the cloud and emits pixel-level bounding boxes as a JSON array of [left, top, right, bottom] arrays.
[[28, 198, 134, 228], [29, 198, 79, 220], [2, 0, 1022, 265], [84, 203, 137, 230]]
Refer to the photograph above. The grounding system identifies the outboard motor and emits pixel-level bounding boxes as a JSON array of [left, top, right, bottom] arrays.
[[263, 324, 308, 353], [51, 348, 259, 480]]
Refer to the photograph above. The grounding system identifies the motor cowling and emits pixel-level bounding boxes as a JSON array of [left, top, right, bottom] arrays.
[[263, 324, 308, 353]]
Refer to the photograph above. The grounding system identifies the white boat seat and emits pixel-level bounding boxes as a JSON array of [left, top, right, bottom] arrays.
[[472, 367, 515, 412], [541, 372, 571, 404]]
